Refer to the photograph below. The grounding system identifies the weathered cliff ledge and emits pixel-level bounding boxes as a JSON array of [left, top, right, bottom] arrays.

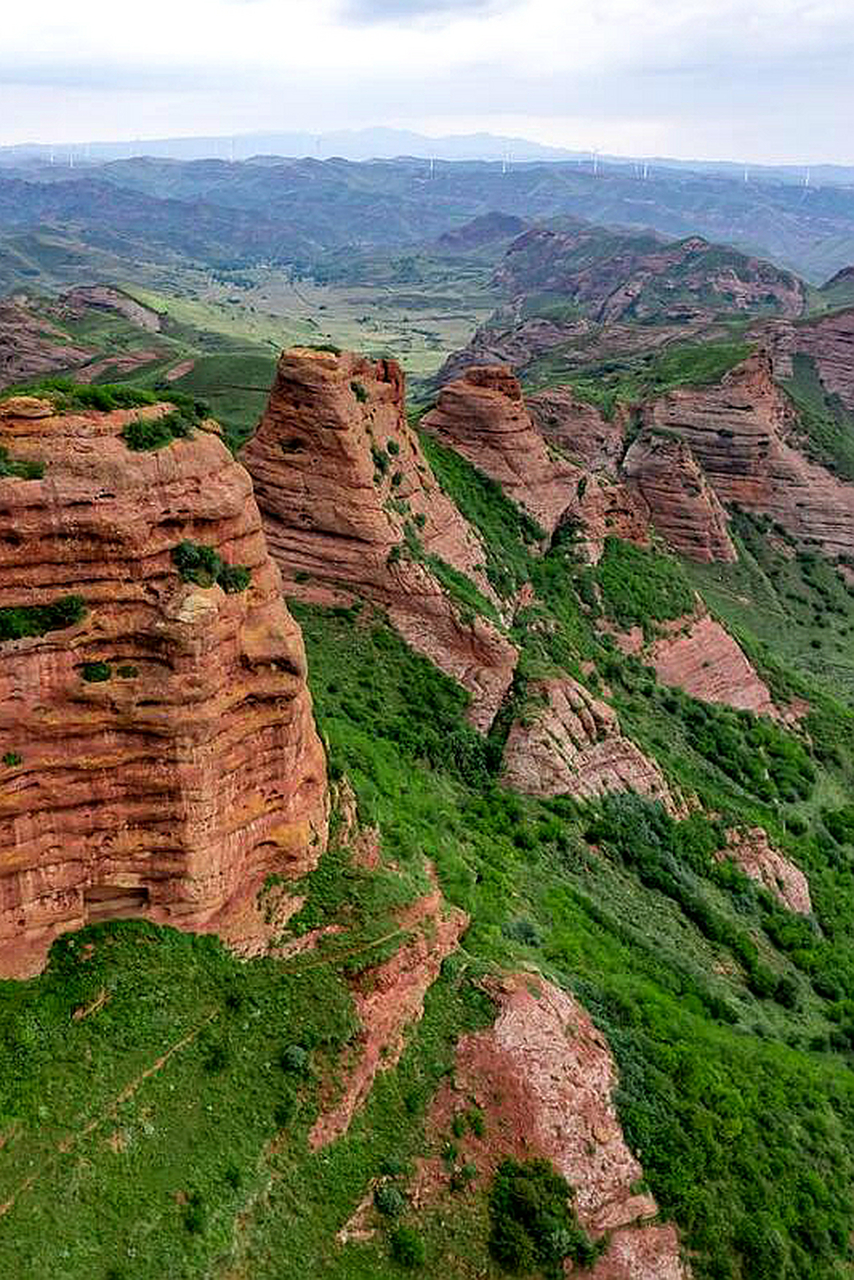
[[243, 348, 517, 731], [0, 397, 327, 977], [417, 973, 689, 1279], [642, 352, 854, 558]]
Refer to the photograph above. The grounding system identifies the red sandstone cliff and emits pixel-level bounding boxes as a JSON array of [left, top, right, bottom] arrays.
[[0, 396, 327, 978], [623, 432, 737, 562], [643, 352, 854, 557], [763, 308, 854, 411], [242, 348, 517, 731], [422, 365, 647, 560]]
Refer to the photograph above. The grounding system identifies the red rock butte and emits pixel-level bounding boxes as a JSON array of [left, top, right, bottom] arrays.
[[0, 397, 327, 978], [243, 347, 517, 731]]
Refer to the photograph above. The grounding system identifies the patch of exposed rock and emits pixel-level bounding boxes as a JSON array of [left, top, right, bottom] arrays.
[[764, 308, 854, 410], [60, 285, 163, 334], [527, 386, 627, 473], [0, 298, 93, 387], [501, 676, 675, 810], [719, 828, 811, 914], [308, 885, 467, 1149], [243, 347, 517, 731], [422, 365, 576, 535], [615, 611, 777, 717], [0, 399, 327, 977], [623, 432, 737, 562], [417, 972, 688, 1279], [642, 352, 854, 558]]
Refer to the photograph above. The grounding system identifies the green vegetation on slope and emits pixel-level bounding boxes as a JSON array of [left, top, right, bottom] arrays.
[[781, 352, 854, 481], [0, 595, 85, 643], [522, 337, 753, 414]]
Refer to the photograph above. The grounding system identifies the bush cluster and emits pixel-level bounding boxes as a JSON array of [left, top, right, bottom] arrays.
[[171, 541, 251, 593], [488, 1158, 600, 1275], [0, 595, 85, 643]]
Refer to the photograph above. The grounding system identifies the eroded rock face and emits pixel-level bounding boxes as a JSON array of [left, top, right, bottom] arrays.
[[418, 973, 688, 1280], [501, 676, 675, 809], [615, 611, 777, 717], [422, 365, 577, 535], [623, 432, 737, 562], [308, 884, 467, 1149], [765, 308, 854, 410], [643, 352, 854, 557], [243, 347, 517, 731], [527, 386, 628, 473], [0, 299, 93, 387], [719, 828, 812, 915], [0, 400, 327, 977]]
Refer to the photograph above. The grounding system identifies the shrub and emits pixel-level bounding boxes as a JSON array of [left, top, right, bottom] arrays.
[[0, 446, 44, 480], [390, 1225, 425, 1267], [350, 380, 368, 403], [489, 1158, 599, 1275], [2, 751, 22, 767], [375, 1184, 408, 1217], [279, 1043, 309, 1075], [171, 541, 251, 593], [121, 409, 194, 452], [0, 595, 85, 644], [81, 662, 111, 683]]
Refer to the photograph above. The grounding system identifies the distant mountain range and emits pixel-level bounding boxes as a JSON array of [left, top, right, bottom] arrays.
[[2, 127, 853, 188]]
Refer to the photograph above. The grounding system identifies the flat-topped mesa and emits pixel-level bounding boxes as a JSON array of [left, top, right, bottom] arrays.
[[242, 347, 517, 732], [642, 351, 854, 558], [0, 397, 327, 978], [623, 432, 737, 563]]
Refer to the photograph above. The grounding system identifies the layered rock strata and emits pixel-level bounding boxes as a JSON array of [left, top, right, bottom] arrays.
[[623, 432, 737, 562], [501, 676, 675, 809], [243, 348, 517, 731], [719, 828, 812, 915], [419, 973, 688, 1279], [615, 612, 777, 717], [642, 353, 854, 557], [764, 309, 854, 410], [0, 397, 327, 977]]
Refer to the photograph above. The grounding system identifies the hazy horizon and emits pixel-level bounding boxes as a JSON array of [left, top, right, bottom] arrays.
[[4, 1, 854, 166]]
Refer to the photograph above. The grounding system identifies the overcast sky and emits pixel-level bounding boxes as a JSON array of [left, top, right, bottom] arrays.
[[3, 0, 853, 163]]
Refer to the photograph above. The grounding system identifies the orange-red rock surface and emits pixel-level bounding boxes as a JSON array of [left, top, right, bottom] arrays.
[[422, 365, 576, 534], [501, 676, 675, 809], [527, 386, 627, 472], [417, 973, 688, 1280], [765, 308, 854, 410], [309, 884, 467, 1149], [0, 397, 327, 977], [719, 827, 812, 914], [623, 432, 737, 562], [642, 352, 854, 557], [243, 348, 517, 731], [616, 612, 777, 717]]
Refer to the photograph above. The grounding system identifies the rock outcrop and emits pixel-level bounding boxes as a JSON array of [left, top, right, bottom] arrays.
[[501, 676, 675, 809], [309, 883, 467, 1149], [0, 298, 93, 386], [243, 347, 517, 731], [764, 308, 854, 410], [616, 611, 777, 717], [0, 397, 327, 978], [527, 385, 627, 472], [422, 365, 576, 535], [642, 352, 854, 557], [623, 432, 737, 562], [418, 972, 688, 1279], [719, 828, 812, 915]]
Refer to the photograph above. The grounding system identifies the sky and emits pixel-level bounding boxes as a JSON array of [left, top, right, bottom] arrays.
[[3, 0, 854, 163]]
